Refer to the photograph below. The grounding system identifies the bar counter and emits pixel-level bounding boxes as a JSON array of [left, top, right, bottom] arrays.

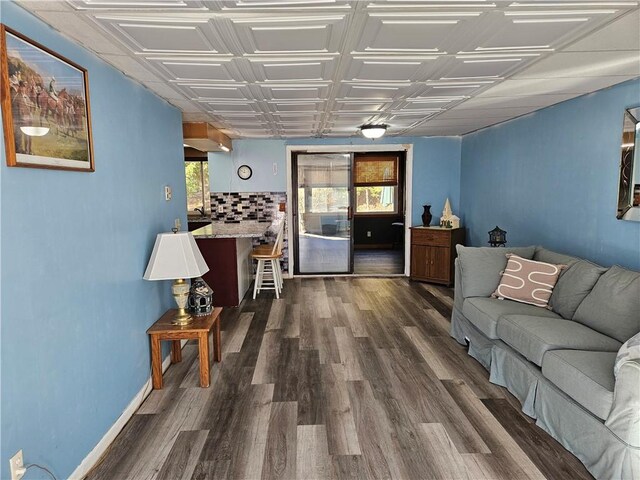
[[192, 222, 271, 307]]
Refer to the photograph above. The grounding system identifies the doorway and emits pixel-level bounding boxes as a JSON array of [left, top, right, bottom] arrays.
[[292, 152, 353, 274], [290, 149, 407, 276]]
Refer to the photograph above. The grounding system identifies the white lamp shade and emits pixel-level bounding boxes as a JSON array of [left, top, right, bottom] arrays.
[[143, 232, 209, 280]]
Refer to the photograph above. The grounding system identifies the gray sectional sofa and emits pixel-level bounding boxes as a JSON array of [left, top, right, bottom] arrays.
[[450, 245, 640, 479]]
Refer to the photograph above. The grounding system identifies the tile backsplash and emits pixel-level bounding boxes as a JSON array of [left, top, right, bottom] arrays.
[[210, 191, 289, 272], [210, 191, 286, 223]]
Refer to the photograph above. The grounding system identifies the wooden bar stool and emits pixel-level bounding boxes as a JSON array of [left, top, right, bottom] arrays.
[[251, 220, 284, 299]]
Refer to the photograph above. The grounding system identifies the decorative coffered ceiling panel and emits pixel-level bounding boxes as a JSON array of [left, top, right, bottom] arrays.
[[249, 57, 337, 82], [150, 59, 238, 81], [356, 16, 464, 53], [230, 14, 348, 54], [345, 58, 438, 82], [19, 0, 640, 138]]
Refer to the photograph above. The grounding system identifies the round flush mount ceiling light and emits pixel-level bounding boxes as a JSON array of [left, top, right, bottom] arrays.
[[360, 124, 387, 139]]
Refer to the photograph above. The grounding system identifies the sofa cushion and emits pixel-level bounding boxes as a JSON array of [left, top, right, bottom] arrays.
[[456, 245, 536, 298], [573, 265, 640, 343], [542, 350, 616, 420], [497, 315, 621, 366], [615, 331, 640, 378], [462, 297, 560, 339], [549, 259, 607, 320], [492, 254, 565, 308], [533, 247, 580, 267]]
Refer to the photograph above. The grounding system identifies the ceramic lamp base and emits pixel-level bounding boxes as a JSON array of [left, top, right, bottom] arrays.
[[171, 278, 193, 325]]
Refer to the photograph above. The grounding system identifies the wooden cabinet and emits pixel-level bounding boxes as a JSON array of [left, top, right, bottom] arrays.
[[195, 237, 254, 307], [410, 227, 465, 286]]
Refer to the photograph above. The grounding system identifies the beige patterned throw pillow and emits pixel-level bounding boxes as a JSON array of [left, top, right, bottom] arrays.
[[492, 254, 566, 308]]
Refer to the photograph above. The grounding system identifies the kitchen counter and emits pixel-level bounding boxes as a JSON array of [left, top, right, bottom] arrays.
[[191, 221, 271, 239], [193, 221, 275, 307]]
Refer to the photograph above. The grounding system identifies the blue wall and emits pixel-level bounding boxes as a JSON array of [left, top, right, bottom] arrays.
[[210, 139, 286, 193], [460, 79, 640, 270], [210, 136, 462, 226], [0, 3, 185, 478]]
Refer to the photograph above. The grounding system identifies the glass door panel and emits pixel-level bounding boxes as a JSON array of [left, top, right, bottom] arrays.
[[293, 153, 352, 274]]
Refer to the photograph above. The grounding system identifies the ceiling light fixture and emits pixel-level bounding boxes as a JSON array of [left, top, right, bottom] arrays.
[[360, 124, 388, 139], [219, 143, 230, 152]]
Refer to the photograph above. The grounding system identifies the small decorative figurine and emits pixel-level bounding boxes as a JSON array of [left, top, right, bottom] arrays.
[[439, 198, 460, 228], [188, 277, 214, 316], [488, 226, 507, 247]]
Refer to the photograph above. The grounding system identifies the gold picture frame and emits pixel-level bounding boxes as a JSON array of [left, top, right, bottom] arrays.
[[0, 24, 94, 171]]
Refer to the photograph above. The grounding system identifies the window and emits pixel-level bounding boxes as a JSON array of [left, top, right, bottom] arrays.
[[355, 186, 397, 213], [185, 160, 210, 215], [298, 187, 349, 214], [354, 155, 399, 214]]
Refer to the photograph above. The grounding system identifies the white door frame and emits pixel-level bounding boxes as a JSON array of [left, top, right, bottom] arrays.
[[286, 143, 413, 277]]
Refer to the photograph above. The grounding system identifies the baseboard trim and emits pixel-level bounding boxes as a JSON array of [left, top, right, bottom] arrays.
[[69, 352, 174, 479]]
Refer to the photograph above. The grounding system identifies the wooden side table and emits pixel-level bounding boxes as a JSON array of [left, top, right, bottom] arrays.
[[146, 307, 222, 389]]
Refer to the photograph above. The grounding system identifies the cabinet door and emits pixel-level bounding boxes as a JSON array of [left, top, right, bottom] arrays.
[[428, 247, 450, 282], [411, 244, 429, 279]]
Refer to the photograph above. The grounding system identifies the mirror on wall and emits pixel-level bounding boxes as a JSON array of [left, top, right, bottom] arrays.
[[617, 106, 640, 221]]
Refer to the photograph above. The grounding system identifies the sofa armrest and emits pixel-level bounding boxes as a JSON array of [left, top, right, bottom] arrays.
[[454, 258, 464, 312], [606, 359, 640, 447]]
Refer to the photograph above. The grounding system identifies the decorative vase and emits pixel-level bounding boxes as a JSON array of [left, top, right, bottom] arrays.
[[421, 205, 432, 226]]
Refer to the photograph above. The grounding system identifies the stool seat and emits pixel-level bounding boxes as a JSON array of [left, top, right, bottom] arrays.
[[251, 243, 281, 258]]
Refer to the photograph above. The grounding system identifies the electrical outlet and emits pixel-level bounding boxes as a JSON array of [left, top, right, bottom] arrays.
[[174, 218, 181, 231], [367, 231, 372, 238], [273, 162, 278, 175], [10, 450, 25, 480], [237, 204, 242, 212], [218, 205, 224, 213]]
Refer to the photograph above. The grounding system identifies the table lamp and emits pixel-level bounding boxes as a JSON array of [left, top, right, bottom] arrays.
[[143, 230, 209, 325]]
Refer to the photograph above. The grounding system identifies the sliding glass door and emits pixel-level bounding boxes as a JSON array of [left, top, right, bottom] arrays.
[[292, 153, 353, 274]]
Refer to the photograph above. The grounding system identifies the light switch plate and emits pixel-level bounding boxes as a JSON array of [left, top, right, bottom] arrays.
[[164, 186, 172, 201]]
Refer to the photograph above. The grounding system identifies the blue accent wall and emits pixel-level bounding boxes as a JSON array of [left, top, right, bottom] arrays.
[[210, 139, 286, 192], [460, 79, 640, 270], [210, 136, 461, 226], [0, 3, 185, 478]]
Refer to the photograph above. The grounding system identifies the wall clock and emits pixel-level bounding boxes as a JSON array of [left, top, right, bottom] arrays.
[[237, 164, 252, 180]]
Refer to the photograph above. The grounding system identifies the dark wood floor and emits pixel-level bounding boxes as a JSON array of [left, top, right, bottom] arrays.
[[86, 278, 593, 480], [353, 250, 404, 275]]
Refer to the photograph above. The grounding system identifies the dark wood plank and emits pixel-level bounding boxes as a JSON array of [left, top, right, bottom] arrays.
[[483, 398, 593, 480], [408, 281, 453, 319], [85, 415, 155, 480], [87, 278, 594, 480], [157, 430, 208, 480], [297, 349, 325, 425], [262, 402, 297, 480], [272, 338, 300, 402]]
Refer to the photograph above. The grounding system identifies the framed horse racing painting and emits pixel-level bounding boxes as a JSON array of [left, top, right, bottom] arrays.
[[0, 25, 94, 171]]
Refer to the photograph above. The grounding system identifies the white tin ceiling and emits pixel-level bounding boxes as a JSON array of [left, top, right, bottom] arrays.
[[17, 0, 640, 138]]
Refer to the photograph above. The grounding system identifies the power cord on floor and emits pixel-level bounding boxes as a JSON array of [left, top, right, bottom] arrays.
[[24, 463, 57, 480]]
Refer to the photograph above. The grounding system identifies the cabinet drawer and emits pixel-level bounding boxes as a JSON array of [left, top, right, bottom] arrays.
[[411, 229, 450, 247]]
